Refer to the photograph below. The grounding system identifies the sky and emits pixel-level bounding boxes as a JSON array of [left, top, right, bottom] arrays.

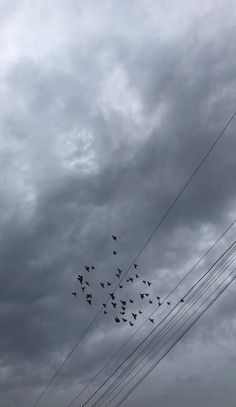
[[1, 1, 236, 406]]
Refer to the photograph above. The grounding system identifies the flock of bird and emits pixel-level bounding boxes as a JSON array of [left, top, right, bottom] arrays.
[[71, 235, 182, 326]]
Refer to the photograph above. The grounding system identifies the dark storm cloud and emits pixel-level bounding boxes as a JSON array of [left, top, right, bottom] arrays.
[[1, 1, 236, 406]]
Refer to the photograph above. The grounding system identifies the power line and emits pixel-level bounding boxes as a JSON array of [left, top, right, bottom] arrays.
[[88, 243, 236, 406], [31, 110, 236, 407], [65, 218, 236, 407]]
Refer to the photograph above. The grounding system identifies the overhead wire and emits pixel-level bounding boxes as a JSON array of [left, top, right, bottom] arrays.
[[31, 110, 236, 407]]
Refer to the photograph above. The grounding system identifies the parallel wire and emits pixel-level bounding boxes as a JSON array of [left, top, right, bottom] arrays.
[[99, 253, 236, 407], [90, 245, 236, 406], [31, 110, 236, 407], [115, 270, 236, 407], [81, 242, 236, 407]]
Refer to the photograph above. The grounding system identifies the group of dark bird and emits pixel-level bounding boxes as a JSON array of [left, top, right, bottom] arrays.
[[72, 234, 184, 326]]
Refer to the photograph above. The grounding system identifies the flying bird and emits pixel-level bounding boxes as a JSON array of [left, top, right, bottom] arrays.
[[149, 300, 153, 304], [100, 282, 105, 288], [180, 298, 184, 303], [122, 318, 127, 322], [85, 281, 89, 286], [129, 277, 134, 283], [110, 293, 115, 301], [149, 318, 154, 323], [167, 301, 171, 306], [86, 299, 92, 305], [129, 299, 134, 303], [111, 302, 117, 308], [113, 250, 117, 255], [112, 235, 117, 241], [120, 311, 125, 315], [117, 268, 122, 273], [86, 294, 92, 299], [140, 293, 145, 300], [115, 316, 120, 323], [139, 310, 142, 314], [115, 273, 120, 278], [72, 292, 77, 297], [85, 266, 90, 272], [119, 284, 123, 289], [120, 300, 126, 306], [104, 310, 108, 315], [156, 296, 161, 301], [91, 266, 95, 270], [121, 306, 126, 311], [142, 280, 147, 284], [81, 287, 85, 292], [134, 264, 138, 269], [102, 303, 107, 308], [132, 313, 137, 320], [107, 281, 111, 286], [147, 281, 151, 287], [145, 293, 149, 297], [135, 274, 139, 278], [129, 321, 134, 327]]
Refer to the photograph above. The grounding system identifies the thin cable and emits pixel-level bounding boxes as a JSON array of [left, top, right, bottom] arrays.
[[116, 271, 236, 407], [65, 218, 236, 407], [31, 110, 236, 407], [81, 242, 236, 407]]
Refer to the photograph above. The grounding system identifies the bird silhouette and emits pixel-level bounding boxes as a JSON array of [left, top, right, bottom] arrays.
[[129, 321, 134, 326], [156, 296, 161, 300], [100, 282, 105, 288], [107, 281, 111, 286], [72, 292, 77, 297], [117, 268, 122, 273], [129, 299, 134, 303], [104, 310, 108, 314], [126, 279, 130, 282], [86, 299, 92, 305], [115, 273, 120, 278], [111, 302, 117, 308], [120, 300, 126, 306], [77, 275, 83, 282], [158, 301, 162, 306], [145, 293, 149, 297], [129, 278, 134, 283], [140, 293, 145, 300], [110, 293, 115, 300], [119, 284, 123, 289], [121, 306, 126, 311], [113, 250, 117, 255], [149, 318, 154, 323], [85, 266, 90, 272], [167, 301, 171, 306], [180, 298, 184, 303], [77, 277, 83, 284], [135, 274, 139, 278], [142, 280, 147, 284], [132, 313, 137, 320], [147, 281, 151, 287], [85, 281, 89, 286], [86, 294, 92, 299], [120, 311, 125, 315], [102, 303, 107, 308], [134, 264, 138, 269], [115, 316, 120, 323], [138, 310, 142, 314], [112, 235, 117, 241], [149, 300, 153, 304], [122, 318, 127, 322], [81, 287, 85, 292], [91, 266, 95, 270]]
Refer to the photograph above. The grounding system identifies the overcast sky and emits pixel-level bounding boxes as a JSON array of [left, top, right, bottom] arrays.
[[1, 1, 236, 406]]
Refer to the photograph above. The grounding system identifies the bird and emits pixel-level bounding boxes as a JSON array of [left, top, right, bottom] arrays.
[[91, 266, 95, 270], [85, 281, 89, 286], [142, 280, 147, 284], [135, 274, 139, 278], [121, 306, 126, 311], [120, 300, 126, 306], [147, 281, 151, 287], [167, 301, 171, 306], [158, 302, 162, 306], [117, 268, 122, 273], [132, 313, 137, 320], [113, 250, 117, 255], [119, 284, 123, 289], [112, 235, 117, 241], [140, 293, 145, 300], [85, 266, 90, 272], [86, 299, 92, 305], [180, 298, 184, 303], [111, 302, 117, 308], [120, 311, 125, 315], [129, 321, 134, 326], [129, 277, 134, 283], [77, 275, 83, 282], [156, 296, 161, 301], [149, 300, 153, 304], [115, 316, 120, 323], [134, 264, 138, 269], [86, 294, 92, 299], [126, 279, 130, 282], [115, 273, 120, 278], [129, 299, 134, 303], [104, 310, 108, 315], [139, 310, 142, 314], [145, 293, 149, 297], [122, 318, 127, 322], [100, 282, 105, 288], [110, 293, 115, 301], [77, 277, 83, 284], [72, 292, 77, 297], [102, 303, 107, 308], [149, 318, 154, 323], [81, 287, 85, 292], [107, 281, 111, 286]]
